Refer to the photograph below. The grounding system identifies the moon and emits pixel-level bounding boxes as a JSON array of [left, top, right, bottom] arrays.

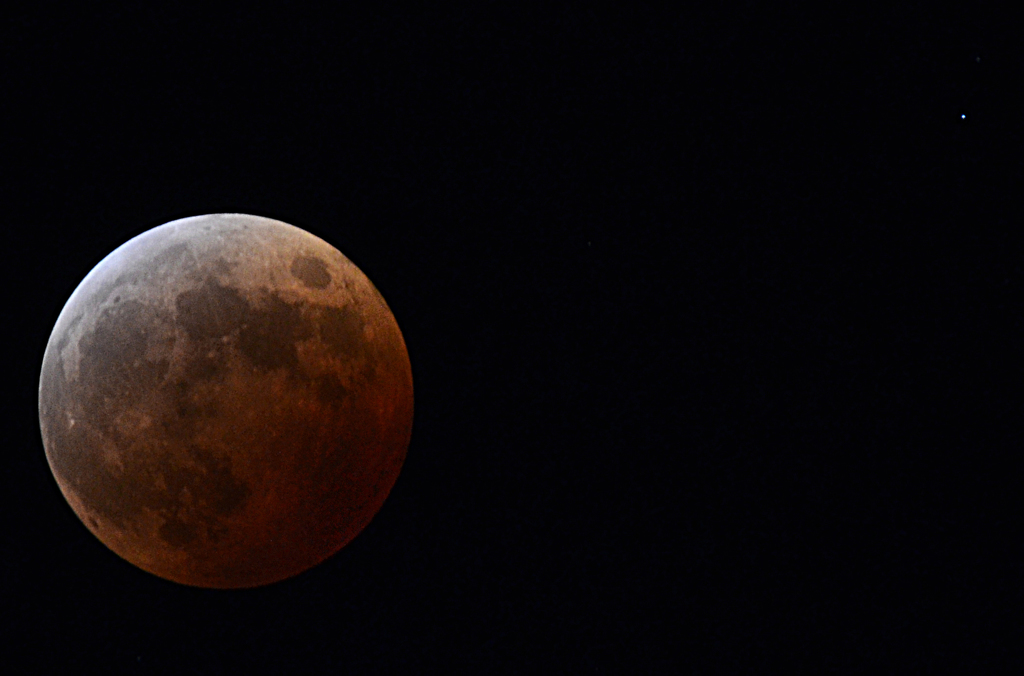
[[38, 214, 414, 588]]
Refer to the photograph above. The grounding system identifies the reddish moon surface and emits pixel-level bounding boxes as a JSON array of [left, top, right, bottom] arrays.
[[38, 214, 413, 588]]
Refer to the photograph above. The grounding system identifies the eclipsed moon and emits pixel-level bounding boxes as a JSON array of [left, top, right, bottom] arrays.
[[38, 214, 414, 589]]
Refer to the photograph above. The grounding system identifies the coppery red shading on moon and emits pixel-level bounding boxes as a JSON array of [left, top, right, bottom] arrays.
[[38, 214, 413, 588]]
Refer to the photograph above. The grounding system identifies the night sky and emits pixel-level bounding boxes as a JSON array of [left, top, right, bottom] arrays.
[[2, 6, 1018, 672]]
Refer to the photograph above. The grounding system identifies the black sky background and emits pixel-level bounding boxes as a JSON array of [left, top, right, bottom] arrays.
[[1, 5, 1020, 672]]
